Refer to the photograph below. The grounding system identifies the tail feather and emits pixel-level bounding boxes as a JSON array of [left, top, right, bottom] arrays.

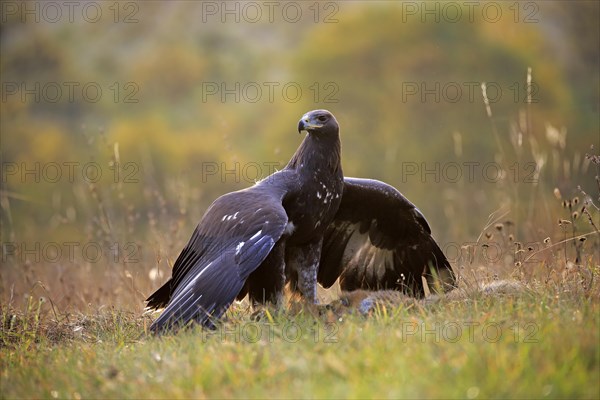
[[146, 279, 172, 310]]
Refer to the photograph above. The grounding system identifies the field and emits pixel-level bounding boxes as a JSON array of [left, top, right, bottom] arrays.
[[2, 83, 599, 399], [2, 267, 599, 398], [2, 2, 600, 399], [2, 170, 600, 398], [2, 141, 599, 399]]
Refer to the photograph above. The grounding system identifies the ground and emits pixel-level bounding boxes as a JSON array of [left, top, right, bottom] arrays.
[[1, 270, 598, 399]]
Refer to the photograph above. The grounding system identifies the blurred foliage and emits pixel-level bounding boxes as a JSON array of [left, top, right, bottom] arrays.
[[1, 1, 598, 305]]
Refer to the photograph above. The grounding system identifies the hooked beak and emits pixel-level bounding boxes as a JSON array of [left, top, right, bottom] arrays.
[[297, 119, 306, 134], [297, 114, 322, 133]]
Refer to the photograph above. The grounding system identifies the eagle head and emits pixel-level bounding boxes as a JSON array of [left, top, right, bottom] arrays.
[[298, 110, 338, 135]]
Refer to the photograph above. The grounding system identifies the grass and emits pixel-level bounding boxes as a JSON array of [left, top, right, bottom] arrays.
[[1, 277, 599, 399], [1, 190, 599, 399]]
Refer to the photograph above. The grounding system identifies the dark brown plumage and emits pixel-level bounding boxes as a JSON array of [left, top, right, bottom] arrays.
[[318, 177, 455, 296], [146, 110, 455, 333]]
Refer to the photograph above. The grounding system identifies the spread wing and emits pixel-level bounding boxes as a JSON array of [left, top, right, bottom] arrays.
[[318, 177, 455, 297], [147, 187, 288, 333]]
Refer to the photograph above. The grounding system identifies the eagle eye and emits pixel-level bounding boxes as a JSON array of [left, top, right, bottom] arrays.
[[317, 116, 328, 122]]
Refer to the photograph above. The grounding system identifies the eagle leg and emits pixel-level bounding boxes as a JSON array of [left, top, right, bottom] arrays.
[[286, 238, 323, 304]]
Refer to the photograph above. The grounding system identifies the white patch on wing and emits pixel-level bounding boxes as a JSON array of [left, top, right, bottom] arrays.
[[249, 230, 263, 241], [317, 192, 322, 199], [222, 213, 240, 222], [235, 241, 245, 255]]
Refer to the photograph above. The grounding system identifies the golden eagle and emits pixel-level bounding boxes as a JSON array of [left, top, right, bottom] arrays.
[[146, 110, 455, 333]]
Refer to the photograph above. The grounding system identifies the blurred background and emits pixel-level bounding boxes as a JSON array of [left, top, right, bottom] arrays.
[[1, 1, 598, 311]]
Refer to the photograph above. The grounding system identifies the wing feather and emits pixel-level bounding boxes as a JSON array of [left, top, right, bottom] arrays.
[[147, 187, 288, 333], [318, 177, 455, 297]]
